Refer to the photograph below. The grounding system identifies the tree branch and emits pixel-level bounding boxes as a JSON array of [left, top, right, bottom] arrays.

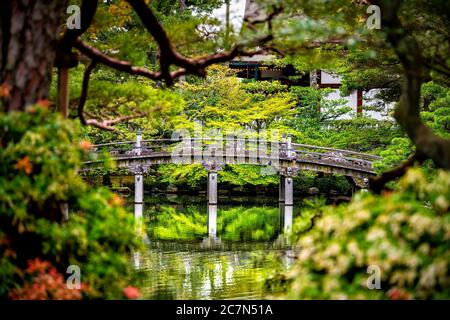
[[74, 39, 160, 80], [85, 113, 148, 131], [56, 0, 98, 68], [371, 0, 450, 170], [124, 0, 274, 85], [124, 0, 183, 84], [78, 59, 147, 131], [68, 0, 279, 130], [59, 0, 99, 51], [369, 151, 425, 194], [78, 60, 96, 125]]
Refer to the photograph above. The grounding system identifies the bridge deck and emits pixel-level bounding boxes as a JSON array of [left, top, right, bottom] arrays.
[[82, 138, 380, 179]]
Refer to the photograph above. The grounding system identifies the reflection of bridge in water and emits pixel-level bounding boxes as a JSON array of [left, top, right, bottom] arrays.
[[82, 132, 380, 237]]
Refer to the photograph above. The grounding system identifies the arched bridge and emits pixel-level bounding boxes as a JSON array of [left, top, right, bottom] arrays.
[[81, 133, 380, 236], [82, 135, 380, 179]]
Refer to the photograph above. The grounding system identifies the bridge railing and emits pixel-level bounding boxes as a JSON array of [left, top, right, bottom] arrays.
[[88, 137, 380, 172], [292, 143, 380, 171], [91, 138, 284, 157]]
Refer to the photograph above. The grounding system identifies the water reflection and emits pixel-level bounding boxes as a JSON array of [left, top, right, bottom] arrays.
[[282, 205, 293, 232], [136, 241, 293, 300], [130, 194, 298, 299], [207, 204, 218, 238]]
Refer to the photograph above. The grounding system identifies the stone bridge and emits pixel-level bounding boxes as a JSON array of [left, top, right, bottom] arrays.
[[82, 132, 380, 236]]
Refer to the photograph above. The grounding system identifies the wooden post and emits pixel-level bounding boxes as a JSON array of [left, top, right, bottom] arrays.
[[58, 67, 69, 222], [57, 68, 69, 118]]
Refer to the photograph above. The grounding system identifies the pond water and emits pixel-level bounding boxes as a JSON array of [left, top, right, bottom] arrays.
[[129, 193, 298, 300]]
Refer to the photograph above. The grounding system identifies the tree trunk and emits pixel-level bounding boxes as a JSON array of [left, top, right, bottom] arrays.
[[225, 0, 231, 50], [0, 0, 67, 112]]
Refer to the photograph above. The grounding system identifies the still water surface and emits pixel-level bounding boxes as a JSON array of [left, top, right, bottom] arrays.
[[130, 194, 297, 300]]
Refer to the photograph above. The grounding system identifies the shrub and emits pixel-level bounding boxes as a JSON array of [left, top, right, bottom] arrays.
[[266, 168, 450, 299], [0, 106, 142, 299], [8, 258, 88, 300]]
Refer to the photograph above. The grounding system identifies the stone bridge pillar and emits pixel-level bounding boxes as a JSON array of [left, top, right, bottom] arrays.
[[132, 163, 150, 234], [135, 174, 143, 220], [208, 171, 218, 205], [202, 161, 223, 238], [279, 175, 285, 203], [346, 176, 370, 195], [133, 130, 145, 230], [280, 166, 299, 233], [283, 176, 294, 232]]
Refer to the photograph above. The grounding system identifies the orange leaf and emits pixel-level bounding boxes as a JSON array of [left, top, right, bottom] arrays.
[[15, 156, 33, 175], [0, 83, 11, 98], [79, 140, 93, 151], [110, 194, 124, 207], [36, 99, 51, 108], [123, 286, 141, 299]]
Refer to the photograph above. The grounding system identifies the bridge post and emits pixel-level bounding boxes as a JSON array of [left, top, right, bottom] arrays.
[[283, 176, 294, 232], [207, 171, 218, 237], [279, 167, 299, 233], [208, 203, 217, 238], [208, 171, 218, 205], [135, 129, 142, 156], [202, 162, 222, 238], [134, 174, 143, 221], [348, 176, 370, 194], [287, 133, 292, 158], [285, 176, 293, 206], [279, 175, 285, 203], [134, 130, 144, 223], [278, 174, 285, 234]]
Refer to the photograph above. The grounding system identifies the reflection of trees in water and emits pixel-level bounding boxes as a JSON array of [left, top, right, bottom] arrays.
[[145, 205, 294, 241], [138, 244, 289, 299]]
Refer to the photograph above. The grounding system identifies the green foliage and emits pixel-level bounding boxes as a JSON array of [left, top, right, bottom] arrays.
[[83, 0, 224, 68], [148, 206, 207, 241], [219, 207, 280, 241], [287, 86, 402, 153], [146, 205, 280, 242], [266, 168, 450, 299], [290, 86, 351, 124], [157, 164, 207, 188], [179, 65, 297, 131], [0, 107, 142, 299], [421, 82, 450, 138], [372, 82, 450, 179], [290, 198, 327, 236], [319, 118, 401, 153], [374, 138, 414, 174], [219, 165, 278, 187]]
